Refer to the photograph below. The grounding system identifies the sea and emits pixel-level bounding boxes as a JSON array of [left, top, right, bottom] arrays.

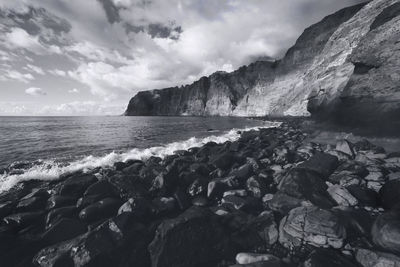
[[0, 116, 278, 192]]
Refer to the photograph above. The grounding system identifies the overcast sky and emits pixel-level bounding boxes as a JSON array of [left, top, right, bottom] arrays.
[[0, 0, 366, 116]]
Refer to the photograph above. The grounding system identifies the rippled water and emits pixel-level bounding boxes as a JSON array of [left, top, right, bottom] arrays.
[[0, 116, 275, 192]]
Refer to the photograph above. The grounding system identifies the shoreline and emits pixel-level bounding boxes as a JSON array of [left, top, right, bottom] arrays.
[[0, 122, 400, 266]]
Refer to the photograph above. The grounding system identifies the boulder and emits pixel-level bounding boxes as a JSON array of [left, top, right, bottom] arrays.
[[277, 168, 332, 207], [210, 152, 237, 170], [346, 185, 379, 207], [0, 201, 14, 219], [55, 174, 98, 197], [379, 179, 400, 210], [16, 196, 48, 212], [356, 248, 400, 267], [148, 207, 227, 267], [3, 212, 44, 228], [372, 211, 400, 254], [79, 198, 122, 223], [83, 180, 118, 198], [42, 218, 87, 245], [279, 206, 346, 249], [34, 214, 149, 267], [46, 206, 78, 228], [152, 197, 176, 216], [304, 249, 359, 267], [297, 152, 339, 179], [46, 195, 77, 210], [118, 197, 153, 219]]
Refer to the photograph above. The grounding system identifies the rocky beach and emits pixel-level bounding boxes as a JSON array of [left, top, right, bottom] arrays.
[[0, 122, 400, 267]]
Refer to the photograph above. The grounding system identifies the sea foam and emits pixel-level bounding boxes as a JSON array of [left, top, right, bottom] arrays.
[[0, 122, 280, 192]]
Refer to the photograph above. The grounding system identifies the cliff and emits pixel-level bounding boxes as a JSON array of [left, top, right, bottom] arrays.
[[125, 0, 400, 128]]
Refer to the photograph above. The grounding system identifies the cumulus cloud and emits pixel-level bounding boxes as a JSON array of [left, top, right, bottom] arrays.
[[25, 87, 46, 96]]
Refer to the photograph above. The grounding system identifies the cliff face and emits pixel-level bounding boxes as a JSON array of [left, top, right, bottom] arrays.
[[125, 0, 400, 125]]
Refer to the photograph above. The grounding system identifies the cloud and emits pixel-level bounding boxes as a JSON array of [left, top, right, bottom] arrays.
[[25, 87, 46, 96], [49, 69, 67, 77], [68, 88, 79, 93], [3, 28, 47, 54], [0, 70, 35, 83], [25, 64, 45, 75], [38, 101, 124, 115]]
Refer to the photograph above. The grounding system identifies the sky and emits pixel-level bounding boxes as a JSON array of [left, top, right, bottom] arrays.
[[0, 0, 367, 116]]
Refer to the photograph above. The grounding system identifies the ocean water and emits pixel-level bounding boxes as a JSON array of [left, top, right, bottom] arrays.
[[0, 116, 278, 192]]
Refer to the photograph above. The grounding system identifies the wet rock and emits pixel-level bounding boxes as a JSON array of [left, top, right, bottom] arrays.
[[277, 168, 331, 207], [46, 206, 78, 228], [3, 211, 44, 228], [356, 248, 400, 267], [187, 178, 208, 197], [42, 218, 87, 245], [118, 197, 152, 219], [208, 176, 241, 199], [327, 184, 358, 207], [379, 179, 400, 210], [107, 174, 147, 199], [246, 176, 267, 198], [372, 210, 400, 254], [297, 152, 339, 179], [148, 207, 227, 267], [16, 196, 48, 212], [55, 174, 98, 197], [0, 201, 14, 218], [46, 195, 77, 210], [279, 206, 346, 249], [122, 160, 144, 175], [34, 214, 149, 267], [346, 185, 378, 207], [236, 253, 280, 265], [83, 180, 118, 198], [304, 248, 359, 267], [79, 198, 122, 223]]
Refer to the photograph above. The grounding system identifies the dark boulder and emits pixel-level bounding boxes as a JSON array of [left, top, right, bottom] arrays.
[[46, 206, 79, 228], [79, 198, 122, 223], [3, 212, 44, 228], [83, 180, 118, 198], [55, 174, 98, 197], [303, 249, 359, 267], [297, 152, 339, 179], [246, 176, 267, 198], [277, 168, 332, 207], [42, 218, 87, 245], [46, 195, 77, 210], [148, 207, 227, 267], [208, 176, 241, 200], [107, 174, 147, 199], [372, 210, 400, 255], [379, 179, 400, 210]]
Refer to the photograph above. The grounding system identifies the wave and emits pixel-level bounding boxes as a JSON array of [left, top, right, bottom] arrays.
[[0, 122, 280, 193]]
